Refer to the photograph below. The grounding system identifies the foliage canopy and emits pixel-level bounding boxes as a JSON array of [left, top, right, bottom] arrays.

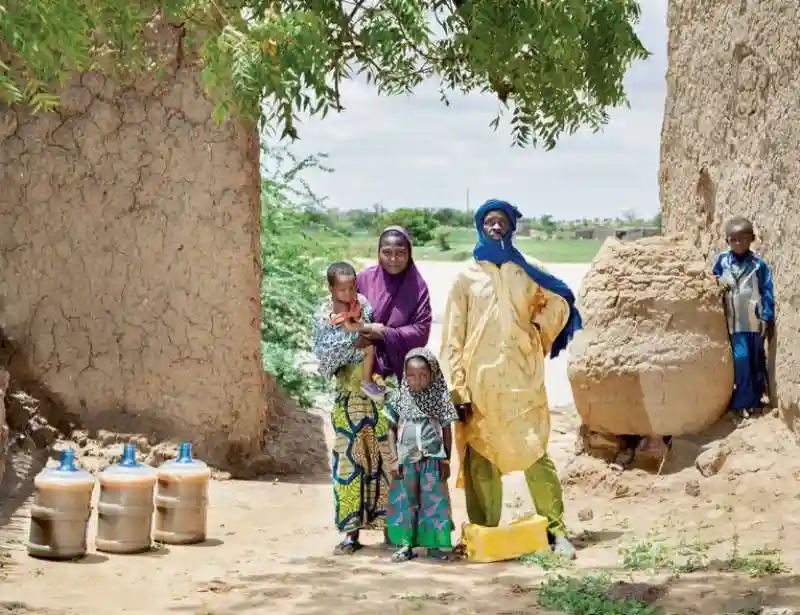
[[1, 0, 648, 148]]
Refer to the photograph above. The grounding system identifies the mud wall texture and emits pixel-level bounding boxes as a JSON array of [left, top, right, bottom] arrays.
[[0, 33, 267, 472], [660, 0, 800, 433]]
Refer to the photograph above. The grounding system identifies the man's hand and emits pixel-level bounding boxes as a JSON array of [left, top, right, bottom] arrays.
[[455, 403, 472, 422], [761, 319, 775, 340], [439, 460, 451, 481]]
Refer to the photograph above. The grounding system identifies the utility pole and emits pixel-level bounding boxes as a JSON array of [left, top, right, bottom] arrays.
[[465, 188, 471, 213]]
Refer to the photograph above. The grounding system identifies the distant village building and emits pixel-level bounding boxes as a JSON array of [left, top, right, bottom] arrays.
[[572, 227, 661, 240]]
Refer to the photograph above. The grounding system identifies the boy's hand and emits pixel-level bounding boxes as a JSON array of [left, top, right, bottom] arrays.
[[761, 320, 775, 340], [342, 319, 361, 333], [718, 278, 733, 291], [439, 460, 451, 481]]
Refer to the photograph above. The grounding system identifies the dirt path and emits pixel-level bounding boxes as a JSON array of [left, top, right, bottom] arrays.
[[2, 262, 800, 614]]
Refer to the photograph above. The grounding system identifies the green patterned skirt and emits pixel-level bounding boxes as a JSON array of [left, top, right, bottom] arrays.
[[330, 364, 397, 533]]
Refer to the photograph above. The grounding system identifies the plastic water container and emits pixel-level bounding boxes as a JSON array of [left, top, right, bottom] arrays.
[[154, 442, 211, 545], [462, 514, 550, 563], [95, 443, 157, 554], [27, 449, 95, 560]]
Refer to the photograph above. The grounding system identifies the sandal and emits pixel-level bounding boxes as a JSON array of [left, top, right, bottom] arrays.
[[427, 548, 452, 561], [451, 541, 467, 558], [390, 547, 418, 563], [333, 538, 363, 555]]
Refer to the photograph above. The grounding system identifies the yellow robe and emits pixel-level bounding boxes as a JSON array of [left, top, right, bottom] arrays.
[[439, 259, 570, 487]]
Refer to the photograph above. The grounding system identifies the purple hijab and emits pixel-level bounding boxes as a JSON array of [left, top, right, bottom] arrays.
[[356, 226, 432, 380]]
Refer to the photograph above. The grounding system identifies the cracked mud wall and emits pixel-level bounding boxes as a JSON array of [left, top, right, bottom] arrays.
[[660, 0, 800, 434], [0, 46, 268, 472]]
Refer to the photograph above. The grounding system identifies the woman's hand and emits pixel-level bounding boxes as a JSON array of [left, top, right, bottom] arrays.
[[353, 335, 371, 349], [439, 460, 451, 481], [342, 319, 363, 334], [361, 323, 386, 340], [455, 403, 472, 422]]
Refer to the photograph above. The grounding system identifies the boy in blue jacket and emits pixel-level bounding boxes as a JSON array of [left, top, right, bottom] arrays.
[[712, 217, 775, 418]]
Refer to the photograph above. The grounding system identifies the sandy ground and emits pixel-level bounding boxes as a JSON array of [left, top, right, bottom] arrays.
[[2, 262, 800, 615]]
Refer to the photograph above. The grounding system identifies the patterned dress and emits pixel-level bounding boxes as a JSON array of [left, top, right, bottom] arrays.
[[330, 365, 392, 532], [312, 294, 393, 532], [385, 348, 457, 549]]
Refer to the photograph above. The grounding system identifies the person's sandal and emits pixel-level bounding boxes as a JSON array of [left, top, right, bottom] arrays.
[[333, 537, 363, 555], [427, 548, 452, 562], [390, 547, 418, 563]]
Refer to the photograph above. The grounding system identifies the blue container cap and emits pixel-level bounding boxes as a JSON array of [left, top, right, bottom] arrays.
[[100, 443, 157, 480], [176, 442, 193, 463], [35, 448, 95, 486], [158, 441, 210, 475], [59, 448, 78, 472], [119, 443, 140, 468]]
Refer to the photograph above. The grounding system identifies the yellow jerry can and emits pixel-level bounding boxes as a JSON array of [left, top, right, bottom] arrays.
[[462, 514, 550, 563]]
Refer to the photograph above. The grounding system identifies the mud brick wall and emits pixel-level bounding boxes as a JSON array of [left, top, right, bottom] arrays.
[[0, 60, 267, 473], [660, 0, 800, 435]]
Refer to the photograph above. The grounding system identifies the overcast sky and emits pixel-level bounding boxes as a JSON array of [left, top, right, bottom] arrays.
[[281, 0, 668, 220]]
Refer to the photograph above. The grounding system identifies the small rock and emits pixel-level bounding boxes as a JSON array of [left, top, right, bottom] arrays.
[[613, 483, 630, 498], [98, 430, 117, 447], [31, 425, 59, 447], [696, 443, 729, 477], [212, 470, 231, 481], [135, 435, 151, 453], [577, 507, 594, 522], [684, 479, 701, 497]]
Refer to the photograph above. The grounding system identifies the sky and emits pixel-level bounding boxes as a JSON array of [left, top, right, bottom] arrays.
[[281, 0, 668, 221]]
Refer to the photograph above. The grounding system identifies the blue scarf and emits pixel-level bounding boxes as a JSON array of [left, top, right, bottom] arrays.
[[472, 199, 583, 359]]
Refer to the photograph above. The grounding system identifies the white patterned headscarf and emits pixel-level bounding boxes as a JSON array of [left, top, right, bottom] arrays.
[[395, 347, 457, 424]]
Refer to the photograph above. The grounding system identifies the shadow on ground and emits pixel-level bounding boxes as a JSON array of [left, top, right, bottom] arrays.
[[163, 549, 800, 615]]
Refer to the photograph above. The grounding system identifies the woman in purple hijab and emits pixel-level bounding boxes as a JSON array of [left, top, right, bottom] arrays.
[[355, 227, 433, 381], [325, 226, 432, 556]]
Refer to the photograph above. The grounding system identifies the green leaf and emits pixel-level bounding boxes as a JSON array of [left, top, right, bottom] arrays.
[[0, 0, 648, 149]]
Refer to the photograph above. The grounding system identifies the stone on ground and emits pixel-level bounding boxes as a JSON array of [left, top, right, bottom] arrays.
[[567, 235, 733, 438]]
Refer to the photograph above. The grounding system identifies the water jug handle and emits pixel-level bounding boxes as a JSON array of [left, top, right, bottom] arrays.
[[119, 443, 139, 467], [177, 442, 193, 463], [59, 449, 78, 472]]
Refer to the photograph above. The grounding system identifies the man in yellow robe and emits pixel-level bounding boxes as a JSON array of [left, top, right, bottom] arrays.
[[440, 199, 583, 558]]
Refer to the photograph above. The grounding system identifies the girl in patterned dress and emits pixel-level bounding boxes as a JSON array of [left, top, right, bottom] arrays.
[[385, 348, 457, 562]]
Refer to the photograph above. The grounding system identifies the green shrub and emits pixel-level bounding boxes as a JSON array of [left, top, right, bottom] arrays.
[[436, 230, 451, 251], [260, 147, 347, 407], [375, 208, 439, 246]]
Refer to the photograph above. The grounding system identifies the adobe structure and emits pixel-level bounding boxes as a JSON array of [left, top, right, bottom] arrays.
[[0, 25, 267, 473], [660, 0, 800, 434]]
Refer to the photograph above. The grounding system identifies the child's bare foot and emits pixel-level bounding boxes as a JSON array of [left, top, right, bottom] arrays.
[[361, 381, 386, 401]]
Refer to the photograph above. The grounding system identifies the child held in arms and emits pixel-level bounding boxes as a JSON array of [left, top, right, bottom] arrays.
[[311, 261, 386, 400]]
